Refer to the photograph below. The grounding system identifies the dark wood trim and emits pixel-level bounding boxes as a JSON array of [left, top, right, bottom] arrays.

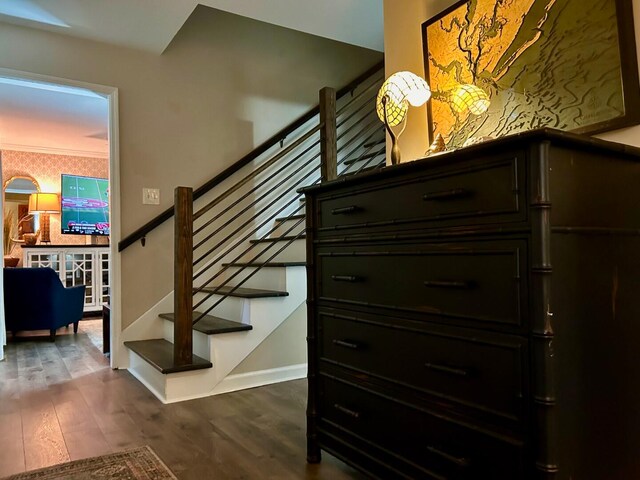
[[174, 187, 193, 366], [118, 60, 384, 252], [299, 128, 640, 197], [320, 87, 337, 182], [305, 188, 321, 463]]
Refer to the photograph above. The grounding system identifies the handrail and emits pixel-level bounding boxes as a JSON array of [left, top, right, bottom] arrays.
[[118, 60, 384, 252]]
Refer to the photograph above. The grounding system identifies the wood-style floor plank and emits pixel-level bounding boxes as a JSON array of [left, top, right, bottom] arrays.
[[0, 409, 25, 477], [20, 396, 69, 471], [0, 321, 363, 479]]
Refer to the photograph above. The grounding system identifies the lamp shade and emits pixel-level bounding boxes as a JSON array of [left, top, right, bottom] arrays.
[[376, 71, 431, 127], [450, 84, 491, 115], [28, 193, 59, 214]]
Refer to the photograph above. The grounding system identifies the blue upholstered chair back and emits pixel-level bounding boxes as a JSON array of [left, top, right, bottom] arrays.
[[3, 267, 85, 334]]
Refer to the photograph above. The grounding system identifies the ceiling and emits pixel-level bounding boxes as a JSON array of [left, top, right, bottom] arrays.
[[0, 0, 382, 158], [0, 78, 109, 158], [0, 0, 384, 53]]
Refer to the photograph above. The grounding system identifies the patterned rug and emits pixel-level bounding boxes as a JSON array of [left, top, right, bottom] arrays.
[[1, 446, 177, 480]]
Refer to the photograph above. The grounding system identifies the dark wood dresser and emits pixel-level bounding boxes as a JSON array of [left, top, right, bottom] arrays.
[[301, 129, 640, 479]]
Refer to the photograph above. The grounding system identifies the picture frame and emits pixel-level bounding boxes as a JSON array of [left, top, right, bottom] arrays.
[[422, 0, 640, 149]]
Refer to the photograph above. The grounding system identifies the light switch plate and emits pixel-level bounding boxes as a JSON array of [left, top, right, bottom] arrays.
[[142, 187, 160, 205]]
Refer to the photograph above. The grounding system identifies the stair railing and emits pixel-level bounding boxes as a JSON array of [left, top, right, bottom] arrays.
[[170, 64, 385, 366]]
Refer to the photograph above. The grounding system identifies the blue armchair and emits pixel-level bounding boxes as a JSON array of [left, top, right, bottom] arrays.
[[4, 267, 85, 341]]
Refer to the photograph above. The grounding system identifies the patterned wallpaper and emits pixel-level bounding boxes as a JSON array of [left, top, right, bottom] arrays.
[[1, 150, 109, 245]]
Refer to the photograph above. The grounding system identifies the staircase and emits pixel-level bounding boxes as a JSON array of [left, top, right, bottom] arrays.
[[119, 62, 385, 403]]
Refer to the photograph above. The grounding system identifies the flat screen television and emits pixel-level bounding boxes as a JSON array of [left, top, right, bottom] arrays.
[[61, 174, 110, 236]]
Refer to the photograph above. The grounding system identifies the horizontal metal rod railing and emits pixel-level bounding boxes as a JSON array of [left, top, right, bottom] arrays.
[[194, 215, 307, 323], [192, 125, 385, 311], [336, 71, 384, 117], [349, 143, 387, 175], [169, 62, 386, 361], [192, 153, 320, 268], [338, 118, 385, 168], [195, 76, 382, 283], [119, 61, 383, 252], [335, 86, 379, 129], [193, 125, 320, 222], [193, 137, 320, 244], [192, 160, 320, 285]]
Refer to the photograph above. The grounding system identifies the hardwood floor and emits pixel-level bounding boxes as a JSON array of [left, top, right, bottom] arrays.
[[0, 322, 364, 479]]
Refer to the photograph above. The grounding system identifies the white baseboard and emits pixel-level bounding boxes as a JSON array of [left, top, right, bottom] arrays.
[[212, 363, 307, 395], [156, 363, 307, 404], [126, 349, 170, 404]]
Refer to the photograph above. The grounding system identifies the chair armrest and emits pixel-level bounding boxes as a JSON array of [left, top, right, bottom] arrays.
[[52, 284, 86, 328]]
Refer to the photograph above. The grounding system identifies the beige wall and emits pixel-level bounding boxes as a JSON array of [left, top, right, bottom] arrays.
[[2, 150, 109, 245], [383, 0, 640, 160], [0, 6, 382, 328], [231, 303, 306, 375]]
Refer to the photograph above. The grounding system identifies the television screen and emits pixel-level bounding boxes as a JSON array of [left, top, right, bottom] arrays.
[[61, 174, 110, 236]]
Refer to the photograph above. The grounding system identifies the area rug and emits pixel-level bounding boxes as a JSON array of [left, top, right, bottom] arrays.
[[1, 446, 178, 480]]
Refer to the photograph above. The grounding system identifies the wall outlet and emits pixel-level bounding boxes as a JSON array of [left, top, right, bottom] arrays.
[[142, 187, 160, 205]]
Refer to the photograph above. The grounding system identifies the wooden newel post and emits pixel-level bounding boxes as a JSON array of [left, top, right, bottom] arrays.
[[174, 186, 193, 366], [319, 87, 337, 182]]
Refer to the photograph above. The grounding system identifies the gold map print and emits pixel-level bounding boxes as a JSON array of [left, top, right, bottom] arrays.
[[426, 0, 624, 148]]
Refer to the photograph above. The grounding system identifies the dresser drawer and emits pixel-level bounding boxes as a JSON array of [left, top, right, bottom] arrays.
[[319, 311, 527, 424], [317, 240, 527, 330], [317, 155, 524, 234], [319, 376, 524, 479]]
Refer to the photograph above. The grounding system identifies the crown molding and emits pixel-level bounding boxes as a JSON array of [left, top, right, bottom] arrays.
[[0, 143, 108, 159]]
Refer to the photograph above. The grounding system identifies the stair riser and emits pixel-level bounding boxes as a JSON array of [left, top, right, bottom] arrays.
[[191, 292, 246, 321], [270, 217, 306, 238], [126, 259, 307, 403], [127, 349, 169, 402], [242, 239, 306, 263], [162, 320, 211, 359], [215, 265, 287, 291]]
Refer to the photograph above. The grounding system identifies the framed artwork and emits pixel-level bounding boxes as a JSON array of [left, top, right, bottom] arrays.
[[422, 0, 640, 149]]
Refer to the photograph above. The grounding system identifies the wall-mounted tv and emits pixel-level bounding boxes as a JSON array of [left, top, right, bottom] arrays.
[[61, 174, 110, 236]]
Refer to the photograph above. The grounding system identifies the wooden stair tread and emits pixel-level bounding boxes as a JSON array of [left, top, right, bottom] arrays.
[[159, 313, 252, 335], [124, 339, 212, 374], [194, 285, 289, 298], [222, 261, 306, 268], [249, 235, 305, 244], [274, 213, 305, 223]]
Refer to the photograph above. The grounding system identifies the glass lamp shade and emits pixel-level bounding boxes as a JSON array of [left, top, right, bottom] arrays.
[[376, 71, 431, 127], [28, 192, 59, 214], [450, 84, 491, 115]]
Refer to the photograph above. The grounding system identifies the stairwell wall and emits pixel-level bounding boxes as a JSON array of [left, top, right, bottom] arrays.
[[0, 6, 382, 334]]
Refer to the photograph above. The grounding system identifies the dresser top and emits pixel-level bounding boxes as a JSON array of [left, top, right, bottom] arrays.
[[300, 128, 640, 195]]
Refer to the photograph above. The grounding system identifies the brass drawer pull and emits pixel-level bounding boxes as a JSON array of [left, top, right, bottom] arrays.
[[426, 446, 471, 468], [334, 403, 360, 419], [331, 275, 361, 282], [331, 205, 360, 215], [425, 362, 470, 377], [332, 339, 360, 350], [423, 188, 472, 201], [423, 280, 473, 289]]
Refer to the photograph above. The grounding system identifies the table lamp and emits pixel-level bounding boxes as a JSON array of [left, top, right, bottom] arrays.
[[450, 84, 491, 115], [376, 71, 431, 165], [29, 192, 59, 244]]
